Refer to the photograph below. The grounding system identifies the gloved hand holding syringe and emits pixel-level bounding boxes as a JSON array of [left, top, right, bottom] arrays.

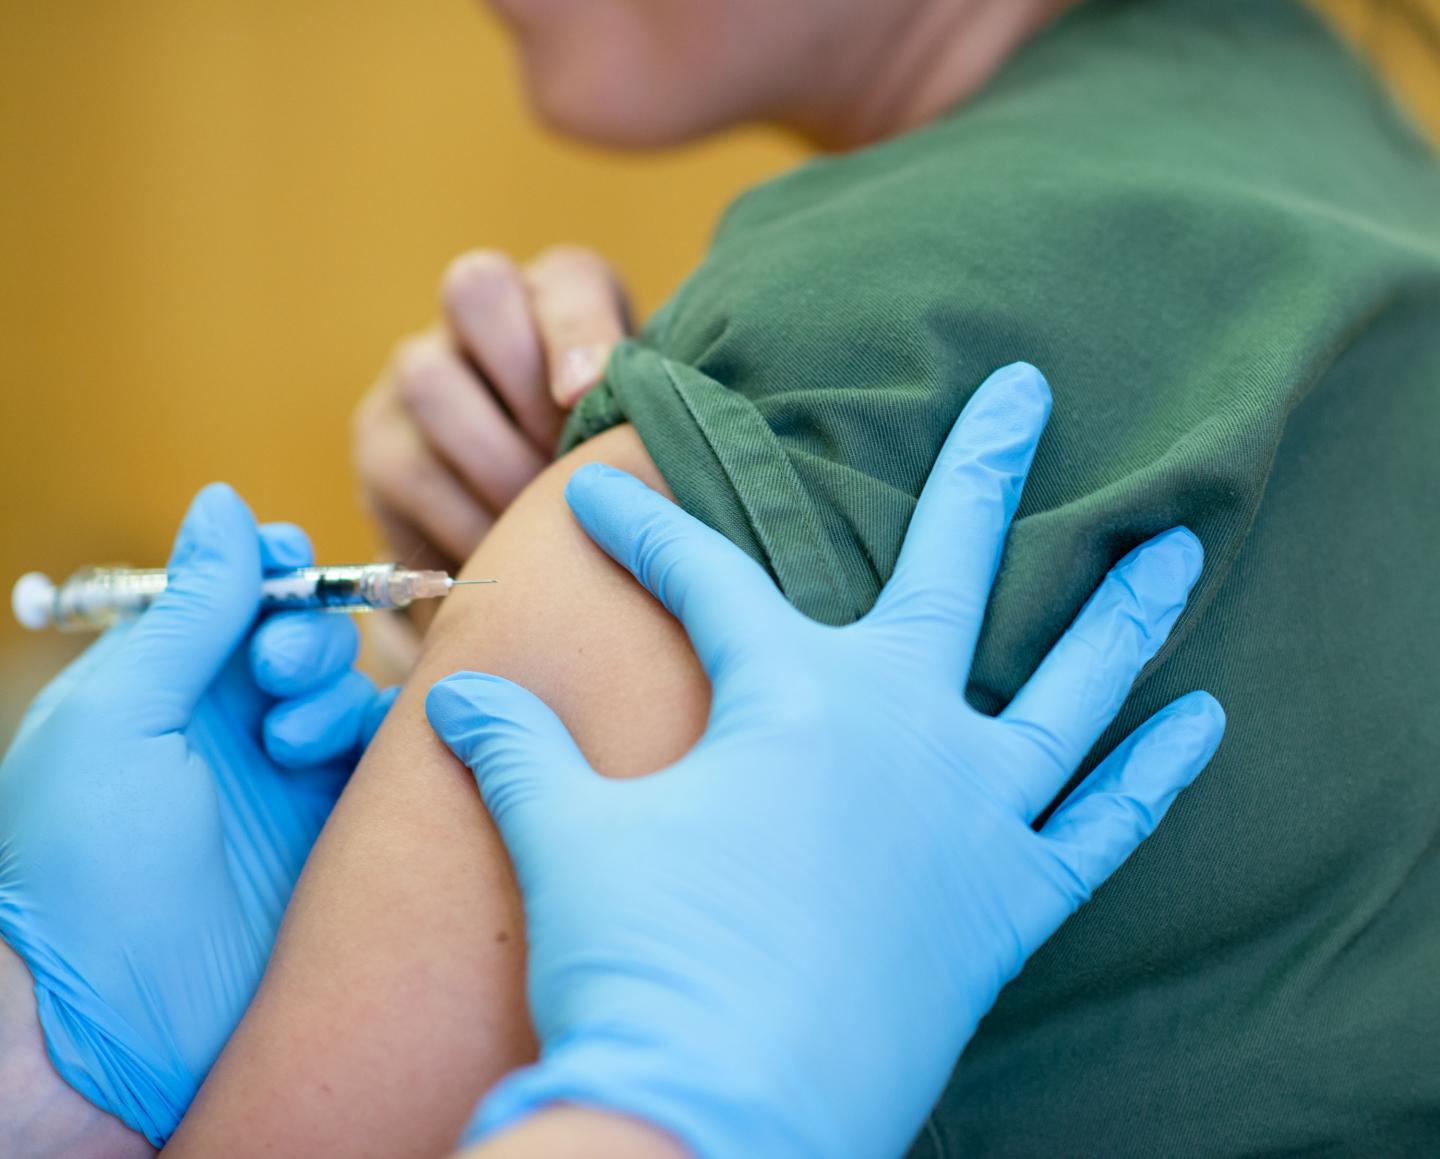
[[12, 562, 494, 632]]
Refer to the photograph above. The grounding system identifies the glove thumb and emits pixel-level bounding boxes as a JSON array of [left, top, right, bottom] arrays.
[[426, 672, 591, 849], [110, 483, 263, 732]]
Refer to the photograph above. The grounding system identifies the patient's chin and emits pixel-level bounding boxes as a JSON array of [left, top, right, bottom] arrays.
[[521, 61, 729, 150]]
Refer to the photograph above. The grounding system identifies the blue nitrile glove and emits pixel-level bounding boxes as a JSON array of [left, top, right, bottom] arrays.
[[0, 483, 397, 1147], [428, 362, 1227, 1159]]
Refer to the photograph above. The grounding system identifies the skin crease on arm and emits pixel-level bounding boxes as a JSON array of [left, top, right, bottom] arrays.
[[166, 423, 710, 1159]]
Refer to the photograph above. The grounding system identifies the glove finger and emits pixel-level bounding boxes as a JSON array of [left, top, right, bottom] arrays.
[[111, 483, 262, 733], [564, 462, 794, 680], [361, 684, 400, 747], [258, 522, 313, 570], [865, 362, 1050, 678], [251, 611, 360, 698], [263, 669, 376, 769], [1040, 691, 1225, 898], [998, 527, 1204, 819], [426, 672, 590, 845]]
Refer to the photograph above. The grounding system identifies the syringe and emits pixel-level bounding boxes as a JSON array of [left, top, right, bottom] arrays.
[[11, 564, 494, 632]]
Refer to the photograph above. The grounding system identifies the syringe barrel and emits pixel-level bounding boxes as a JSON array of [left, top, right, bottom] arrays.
[[258, 564, 421, 612], [46, 564, 440, 630]]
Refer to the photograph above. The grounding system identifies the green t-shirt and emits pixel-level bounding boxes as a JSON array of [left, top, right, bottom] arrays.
[[563, 0, 1440, 1152]]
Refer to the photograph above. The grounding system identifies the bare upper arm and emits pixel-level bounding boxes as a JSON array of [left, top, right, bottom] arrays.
[[167, 424, 709, 1159], [422, 422, 710, 778]]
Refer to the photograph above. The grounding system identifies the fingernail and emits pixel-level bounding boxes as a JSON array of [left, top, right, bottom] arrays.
[[257, 618, 315, 682], [425, 677, 473, 734], [170, 529, 199, 570], [1177, 689, 1225, 725], [194, 482, 243, 521], [1154, 527, 1204, 587], [264, 705, 319, 767], [171, 484, 229, 568], [998, 361, 1051, 405], [265, 705, 303, 750], [558, 345, 607, 404], [564, 461, 630, 503], [580, 462, 630, 481], [259, 522, 311, 569], [563, 465, 597, 505]]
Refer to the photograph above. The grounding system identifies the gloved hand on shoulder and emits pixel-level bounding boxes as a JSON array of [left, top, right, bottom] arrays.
[[430, 363, 1226, 1159]]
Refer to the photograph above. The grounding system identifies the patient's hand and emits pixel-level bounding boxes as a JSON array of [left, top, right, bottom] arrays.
[[353, 246, 631, 574]]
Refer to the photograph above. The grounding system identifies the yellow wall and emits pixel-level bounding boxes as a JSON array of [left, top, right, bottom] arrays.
[[0, 1, 805, 732], [1312, 0, 1440, 142], [0, 0, 1435, 737]]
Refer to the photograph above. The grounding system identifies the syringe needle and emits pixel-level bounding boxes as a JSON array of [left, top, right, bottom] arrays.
[[448, 579, 498, 587]]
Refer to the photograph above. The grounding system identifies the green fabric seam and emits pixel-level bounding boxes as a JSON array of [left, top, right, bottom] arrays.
[[655, 355, 867, 623]]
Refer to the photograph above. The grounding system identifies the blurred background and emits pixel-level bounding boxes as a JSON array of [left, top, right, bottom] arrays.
[[1, 0, 1437, 741]]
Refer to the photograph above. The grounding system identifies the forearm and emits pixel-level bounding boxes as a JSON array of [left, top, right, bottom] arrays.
[[0, 941, 154, 1159], [165, 681, 530, 1157], [168, 425, 709, 1158]]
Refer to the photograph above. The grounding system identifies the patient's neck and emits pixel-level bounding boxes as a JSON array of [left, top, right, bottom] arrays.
[[779, 0, 1076, 151]]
